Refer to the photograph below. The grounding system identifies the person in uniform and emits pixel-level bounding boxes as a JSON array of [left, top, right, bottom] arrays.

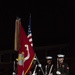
[[29, 57, 43, 75], [44, 56, 56, 75], [56, 54, 69, 75]]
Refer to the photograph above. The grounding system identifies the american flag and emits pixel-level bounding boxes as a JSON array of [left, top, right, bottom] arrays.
[[27, 14, 33, 47]]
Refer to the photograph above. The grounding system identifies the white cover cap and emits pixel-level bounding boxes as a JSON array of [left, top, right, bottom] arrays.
[[57, 54, 65, 58], [46, 56, 52, 59]]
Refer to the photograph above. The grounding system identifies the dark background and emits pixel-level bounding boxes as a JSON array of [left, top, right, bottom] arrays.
[[0, 1, 75, 75], [0, 1, 73, 49]]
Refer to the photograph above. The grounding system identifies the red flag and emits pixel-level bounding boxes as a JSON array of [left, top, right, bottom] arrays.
[[17, 19, 35, 75]]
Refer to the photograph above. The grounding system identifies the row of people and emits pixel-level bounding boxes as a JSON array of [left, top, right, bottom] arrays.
[[28, 54, 69, 75]]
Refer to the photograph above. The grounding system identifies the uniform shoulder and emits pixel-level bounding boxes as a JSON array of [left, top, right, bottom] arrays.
[[63, 63, 69, 69], [63, 63, 69, 66]]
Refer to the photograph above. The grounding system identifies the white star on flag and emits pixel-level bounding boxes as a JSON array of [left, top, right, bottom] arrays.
[[27, 14, 33, 47]]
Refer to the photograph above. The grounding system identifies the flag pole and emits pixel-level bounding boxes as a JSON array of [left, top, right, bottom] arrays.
[[14, 17, 20, 51], [12, 61, 16, 75], [36, 56, 45, 75]]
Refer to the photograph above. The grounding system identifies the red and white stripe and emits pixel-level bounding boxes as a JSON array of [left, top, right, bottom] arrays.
[[27, 33, 33, 47]]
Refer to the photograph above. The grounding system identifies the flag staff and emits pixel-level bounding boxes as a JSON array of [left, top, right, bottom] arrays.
[[36, 56, 45, 75], [12, 61, 16, 75]]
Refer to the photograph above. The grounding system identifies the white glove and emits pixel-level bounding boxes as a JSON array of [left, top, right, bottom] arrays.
[[16, 58, 18, 61], [12, 72, 16, 75], [38, 64, 42, 67], [56, 71, 61, 75]]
